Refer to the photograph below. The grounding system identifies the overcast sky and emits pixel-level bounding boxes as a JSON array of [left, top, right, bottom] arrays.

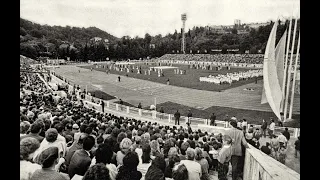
[[20, 0, 300, 38]]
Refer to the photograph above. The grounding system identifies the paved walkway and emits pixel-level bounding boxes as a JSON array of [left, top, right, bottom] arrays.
[[53, 65, 300, 113]]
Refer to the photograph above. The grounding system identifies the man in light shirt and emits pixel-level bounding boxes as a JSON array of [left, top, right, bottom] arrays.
[[269, 120, 276, 138], [180, 148, 202, 180], [277, 133, 288, 148]]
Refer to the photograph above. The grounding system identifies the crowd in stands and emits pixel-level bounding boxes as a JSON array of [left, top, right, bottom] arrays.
[[20, 63, 297, 180], [158, 54, 265, 64], [157, 54, 300, 65]]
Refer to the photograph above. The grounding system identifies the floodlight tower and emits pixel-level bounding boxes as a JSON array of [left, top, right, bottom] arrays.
[[181, 13, 187, 54]]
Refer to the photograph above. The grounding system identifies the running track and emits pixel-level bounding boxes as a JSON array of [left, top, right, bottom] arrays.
[[53, 65, 300, 114]]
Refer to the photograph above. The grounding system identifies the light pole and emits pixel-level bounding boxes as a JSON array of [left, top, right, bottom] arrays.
[[181, 13, 187, 54]]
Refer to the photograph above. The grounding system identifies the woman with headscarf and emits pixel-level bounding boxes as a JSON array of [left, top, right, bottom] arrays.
[[116, 138, 132, 167], [20, 137, 42, 180], [30, 147, 69, 180], [137, 144, 152, 178], [116, 151, 142, 180], [145, 155, 166, 180]]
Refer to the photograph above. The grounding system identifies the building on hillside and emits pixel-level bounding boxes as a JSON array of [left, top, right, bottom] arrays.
[[237, 29, 249, 34], [90, 37, 102, 42], [209, 25, 227, 34], [246, 22, 269, 29], [234, 19, 241, 26]]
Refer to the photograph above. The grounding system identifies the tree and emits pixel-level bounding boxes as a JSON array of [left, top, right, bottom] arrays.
[[231, 28, 238, 34], [20, 27, 27, 36], [30, 29, 43, 38]]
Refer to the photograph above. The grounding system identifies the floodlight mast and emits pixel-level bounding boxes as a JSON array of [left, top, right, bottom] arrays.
[[181, 13, 187, 54]]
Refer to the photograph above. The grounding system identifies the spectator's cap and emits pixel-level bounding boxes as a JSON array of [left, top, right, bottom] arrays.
[[72, 124, 79, 130]]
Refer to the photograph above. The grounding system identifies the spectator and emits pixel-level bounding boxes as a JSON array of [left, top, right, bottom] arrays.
[[269, 120, 276, 138], [145, 155, 166, 180], [172, 164, 188, 180], [63, 123, 74, 139], [209, 113, 216, 126], [210, 143, 219, 172], [21, 122, 44, 143], [90, 143, 118, 180], [201, 143, 212, 170], [294, 136, 300, 159], [251, 138, 260, 149], [270, 135, 280, 152], [278, 146, 287, 164], [180, 148, 202, 180], [261, 119, 268, 138], [282, 128, 291, 142], [187, 109, 192, 125], [252, 128, 262, 141], [150, 140, 161, 157], [20, 137, 42, 180], [277, 133, 288, 148], [33, 128, 66, 163], [116, 151, 142, 180], [179, 142, 190, 161], [245, 129, 254, 145], [68, 136, 95, 178], [83, 163, 111, 180], [164, 147, 180, 178], [30, 147, 69, 180], [260, 142, 271, 155], [174, 110, 180, 125], [241, 119, 247, 132], [194, 148, 209, 180], [116, 138, 133, 166], [217, 135, 232, 180], [65, 133, 88, 167], [225, 120, 249, 180], [137, 144, 152, 177], [20, 121, 31, 137]]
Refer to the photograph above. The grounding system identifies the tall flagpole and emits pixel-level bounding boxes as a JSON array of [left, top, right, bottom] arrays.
[[283, 17, 297, 122], [289, 32, 300, 119], [281, 17, 293, 114]]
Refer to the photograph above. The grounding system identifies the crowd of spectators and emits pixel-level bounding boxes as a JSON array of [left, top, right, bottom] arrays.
[[157, 54, 300, 65], [158, 54, 265, 64], [20, 62, 296, 180]]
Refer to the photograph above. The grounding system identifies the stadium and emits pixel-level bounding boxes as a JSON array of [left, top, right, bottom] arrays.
[[20, 1, 300, 180]]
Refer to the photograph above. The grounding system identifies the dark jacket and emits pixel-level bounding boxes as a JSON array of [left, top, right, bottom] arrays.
[[282, 131, 290, 141], [65, 143, 82, 166], [68, 149, 92, 178], [116, 167, 142, 180], [261, 121, 268, 130], [174, 112, 180, 119]]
